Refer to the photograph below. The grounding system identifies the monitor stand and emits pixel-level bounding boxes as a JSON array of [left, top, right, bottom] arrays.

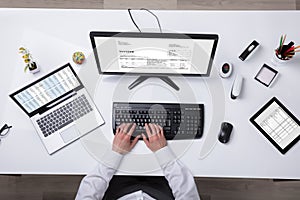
[[128, 76, 180, 91]]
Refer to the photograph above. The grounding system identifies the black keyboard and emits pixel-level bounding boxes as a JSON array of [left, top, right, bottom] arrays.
[[37, 95, 93, 137], [112, 102, 204, 140]]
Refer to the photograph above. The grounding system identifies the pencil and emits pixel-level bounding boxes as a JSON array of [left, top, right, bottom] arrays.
[[293, 45, 300, 50], [279, 36, 283, 52], [279, 35, 283, 47], [279, 34, 286, 52], [282, 34, 287, 46]]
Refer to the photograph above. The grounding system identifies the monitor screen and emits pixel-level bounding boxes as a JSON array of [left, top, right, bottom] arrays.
[[90, 32, 218, 76], [10, 64, 82, 115]]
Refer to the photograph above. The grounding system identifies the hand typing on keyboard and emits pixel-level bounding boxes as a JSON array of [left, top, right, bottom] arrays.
[[142, 123, 167, 152], [112, 123, 140, 154], [112, 123, 167, 154]]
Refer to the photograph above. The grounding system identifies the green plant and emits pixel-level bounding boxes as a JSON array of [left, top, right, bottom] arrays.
[[19, 47, 36, 72]]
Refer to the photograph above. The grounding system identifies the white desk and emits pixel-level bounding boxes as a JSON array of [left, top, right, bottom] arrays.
[[1, 9, 300, 178]]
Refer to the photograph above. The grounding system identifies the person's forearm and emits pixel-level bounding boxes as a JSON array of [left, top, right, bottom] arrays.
[[163, 160, 200, 200], [75, 164, 116, 200], [75, 150, 123, 200], [155, 146, 200, 200]]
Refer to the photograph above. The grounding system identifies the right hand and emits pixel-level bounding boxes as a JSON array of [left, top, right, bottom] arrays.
[[142, 123, 167, 152]]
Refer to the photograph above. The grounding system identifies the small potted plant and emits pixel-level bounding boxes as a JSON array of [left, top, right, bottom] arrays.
[[19, 47, 40, 74]]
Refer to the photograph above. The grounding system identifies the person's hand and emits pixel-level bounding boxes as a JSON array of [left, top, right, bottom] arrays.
[[112, 123, 140, 155], [142, 123, 167, 152]]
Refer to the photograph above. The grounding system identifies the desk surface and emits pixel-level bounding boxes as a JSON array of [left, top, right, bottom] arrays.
[[1, 9, 300, 178]]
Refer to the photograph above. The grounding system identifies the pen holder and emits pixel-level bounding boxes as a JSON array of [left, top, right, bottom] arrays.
[[271, 48, 293, 66], [271, 53, 288, 66]]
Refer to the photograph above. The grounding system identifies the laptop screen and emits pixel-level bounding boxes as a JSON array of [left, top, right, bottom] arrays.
[[10, 63, 82, 116], [90, 32, 218, 76]]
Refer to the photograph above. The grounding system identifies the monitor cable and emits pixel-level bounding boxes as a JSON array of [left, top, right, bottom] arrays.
[[127, 8, 162, 33]]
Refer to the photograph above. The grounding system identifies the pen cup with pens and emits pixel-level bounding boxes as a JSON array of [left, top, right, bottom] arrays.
[[272, 34, 299, 65]]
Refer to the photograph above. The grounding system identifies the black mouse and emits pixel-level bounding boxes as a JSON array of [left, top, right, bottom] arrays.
[[218, 122, 233, 144]]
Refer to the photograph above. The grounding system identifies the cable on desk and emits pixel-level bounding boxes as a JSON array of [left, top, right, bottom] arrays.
[[127, 8, 162, 33], [128, 9, 141, 32]]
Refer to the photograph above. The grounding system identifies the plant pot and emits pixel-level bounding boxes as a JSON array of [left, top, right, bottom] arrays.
[[28, 62, 40, 74]]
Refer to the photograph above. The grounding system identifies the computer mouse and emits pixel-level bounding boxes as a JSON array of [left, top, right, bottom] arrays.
[[218, 122, 233, 144]]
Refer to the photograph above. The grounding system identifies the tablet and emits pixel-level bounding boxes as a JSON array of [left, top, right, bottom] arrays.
[[250, 97, 300, 154]]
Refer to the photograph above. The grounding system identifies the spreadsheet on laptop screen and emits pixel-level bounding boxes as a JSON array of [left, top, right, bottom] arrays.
[[13, 67, 80, 113]]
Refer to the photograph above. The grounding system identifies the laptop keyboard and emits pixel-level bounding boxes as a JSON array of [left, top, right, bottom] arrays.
[[36, 94, 93, 137], [113, 102, 204, 140]]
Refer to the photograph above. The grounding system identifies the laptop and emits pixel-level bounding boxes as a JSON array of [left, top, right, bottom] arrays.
[[10, 63, 104, 154]]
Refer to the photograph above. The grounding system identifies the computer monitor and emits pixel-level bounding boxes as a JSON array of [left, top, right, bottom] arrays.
[[90, 31, 218, 90]]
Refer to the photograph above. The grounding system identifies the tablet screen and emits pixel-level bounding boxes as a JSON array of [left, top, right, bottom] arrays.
[[250, 97, 300, 154]]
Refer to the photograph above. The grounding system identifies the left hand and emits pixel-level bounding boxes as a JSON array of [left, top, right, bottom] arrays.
[[142, 123, 167, 152], [112, 123, 140, 155]]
